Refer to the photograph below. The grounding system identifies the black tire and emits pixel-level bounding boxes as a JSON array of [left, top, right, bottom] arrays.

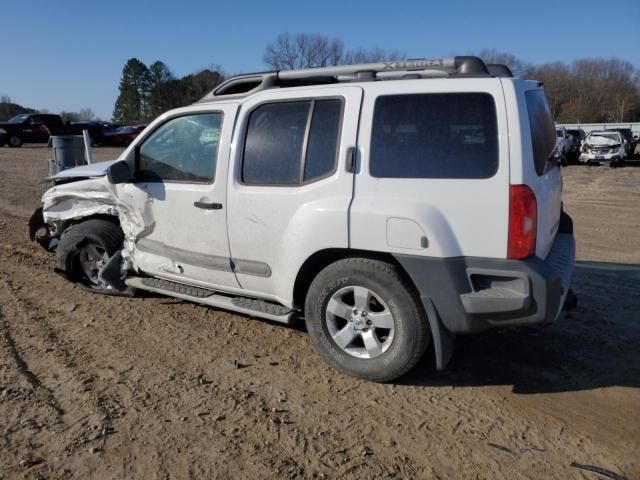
[[8, 135, 23, 148], [56, 219, 125, 294], [304, 258, 430, 382]]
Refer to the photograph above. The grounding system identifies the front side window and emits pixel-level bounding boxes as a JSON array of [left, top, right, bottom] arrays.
[[370, 93, 498, 179], [138, 113, 222, 183], [242, 99, 343, 185]]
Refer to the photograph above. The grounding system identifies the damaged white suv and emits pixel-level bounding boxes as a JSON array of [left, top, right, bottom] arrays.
[[30, 57, 576, 382]]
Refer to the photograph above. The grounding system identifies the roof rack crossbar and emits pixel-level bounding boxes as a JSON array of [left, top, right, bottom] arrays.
[[199, 56, 494, 102]]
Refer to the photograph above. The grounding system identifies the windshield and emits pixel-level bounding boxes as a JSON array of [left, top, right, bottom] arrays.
[[116, 126, 134, 134], [8, 114, 29, 124]]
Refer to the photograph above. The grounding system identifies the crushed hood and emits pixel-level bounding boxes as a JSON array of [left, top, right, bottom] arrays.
[[49, 159, 119, 180], [585, 135, 620, 147]]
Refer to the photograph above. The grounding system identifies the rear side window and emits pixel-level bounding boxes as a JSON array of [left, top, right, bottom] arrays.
[[525, 90, 556, 176], [243, 99, 342, 185], [370, 93, 498, 179]]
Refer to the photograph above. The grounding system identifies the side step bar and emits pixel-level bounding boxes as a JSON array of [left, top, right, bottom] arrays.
[[125, 277, 297, 325]]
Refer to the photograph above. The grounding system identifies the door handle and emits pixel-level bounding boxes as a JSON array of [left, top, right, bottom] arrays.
[[194, 201, 223, 210], [346, 146, 356, 173]]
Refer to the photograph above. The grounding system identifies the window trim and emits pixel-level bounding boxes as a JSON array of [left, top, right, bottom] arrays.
[[239, 96, 345, 187], [368, 92, 500, 180], [134, 111, 224, 185]]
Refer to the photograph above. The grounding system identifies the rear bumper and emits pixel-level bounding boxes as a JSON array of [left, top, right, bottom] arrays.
[[394, 224, 575, 334]]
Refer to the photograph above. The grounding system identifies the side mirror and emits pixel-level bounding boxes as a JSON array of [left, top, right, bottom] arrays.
[[107, 160, 132, 184], [634, 135, 639, 140]]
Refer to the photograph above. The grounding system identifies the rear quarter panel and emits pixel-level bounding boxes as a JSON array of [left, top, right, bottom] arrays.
[[350, 78, 510, 259], [503, 79, 562, 259]]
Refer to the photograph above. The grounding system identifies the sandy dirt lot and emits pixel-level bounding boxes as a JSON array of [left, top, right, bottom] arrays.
[[0, 145, 638, 479]]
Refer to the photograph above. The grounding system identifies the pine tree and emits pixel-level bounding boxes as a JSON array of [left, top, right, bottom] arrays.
[[113, 58, 151, 123], [147, 61, 176, 118]]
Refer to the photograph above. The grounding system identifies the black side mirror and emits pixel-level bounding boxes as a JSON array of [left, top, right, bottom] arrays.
[[107, 160, 132, 184]]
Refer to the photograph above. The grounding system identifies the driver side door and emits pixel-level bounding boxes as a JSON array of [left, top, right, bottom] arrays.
[[128, 106, 240, 290]]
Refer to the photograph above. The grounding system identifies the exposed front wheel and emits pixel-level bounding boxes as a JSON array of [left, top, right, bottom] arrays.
[[305, 258, 430, 382], [56, 219, 130, 294]]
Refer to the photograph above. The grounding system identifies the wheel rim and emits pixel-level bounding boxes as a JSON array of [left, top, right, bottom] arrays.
[[325, 286, 395, 359], [9, 136, 21, 147], [78, 243, 110, 288]]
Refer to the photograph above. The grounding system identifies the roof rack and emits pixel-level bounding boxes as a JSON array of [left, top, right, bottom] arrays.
[[198, 56, 512, 102]]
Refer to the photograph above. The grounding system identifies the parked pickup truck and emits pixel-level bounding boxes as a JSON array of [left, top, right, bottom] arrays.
[[0, 114, 117, 148], [0, 113, 66, 147]]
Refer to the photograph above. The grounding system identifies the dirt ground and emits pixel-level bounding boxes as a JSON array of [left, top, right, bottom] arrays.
[[0, 145, 638, 480]]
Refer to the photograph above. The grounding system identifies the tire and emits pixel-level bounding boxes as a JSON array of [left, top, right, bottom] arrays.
[[8, 135, 23, 148], [56, 219, 125, 294], [304, 258, 430, 382]]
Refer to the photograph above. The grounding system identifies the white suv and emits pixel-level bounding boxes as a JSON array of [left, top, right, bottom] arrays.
[[29, 57, 576, 382]]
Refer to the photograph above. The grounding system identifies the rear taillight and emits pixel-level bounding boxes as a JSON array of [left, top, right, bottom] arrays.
[[508, 185, 537, 259]]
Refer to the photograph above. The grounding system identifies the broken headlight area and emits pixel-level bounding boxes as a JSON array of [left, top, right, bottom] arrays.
[[28, 207, 60, 252]]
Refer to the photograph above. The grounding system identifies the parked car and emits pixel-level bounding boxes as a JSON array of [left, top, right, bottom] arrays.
[[606, 128, 636, 159], [555, 126, 571, 161], [0, 113, 65, 147], [565, 128, 585, 161], [29, 56, 575, 382], [580, 130, 626, 166], [103, 125, 147, 146]]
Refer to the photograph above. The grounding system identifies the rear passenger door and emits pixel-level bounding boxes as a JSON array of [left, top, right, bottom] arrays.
[[227, 87, 362, 303], [351, 80, 510, 260]]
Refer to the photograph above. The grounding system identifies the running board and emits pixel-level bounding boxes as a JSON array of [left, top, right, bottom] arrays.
[[125, 277, 297, 324]]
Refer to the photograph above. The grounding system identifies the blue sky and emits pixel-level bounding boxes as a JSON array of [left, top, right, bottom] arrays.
[[2, 0, 638, 120]]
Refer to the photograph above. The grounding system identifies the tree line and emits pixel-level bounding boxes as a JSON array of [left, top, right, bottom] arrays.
[[111, 59, 223, 124], [2, 33, 639, 124], [110, 37, 640, 124], [0, 94, 98, 123], [478, 49, 639, 123]]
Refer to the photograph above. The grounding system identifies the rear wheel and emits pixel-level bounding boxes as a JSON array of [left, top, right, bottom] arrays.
[[8, 135, 22, 148], [304, 258, 430, 382], [56, 219, 126, 294]]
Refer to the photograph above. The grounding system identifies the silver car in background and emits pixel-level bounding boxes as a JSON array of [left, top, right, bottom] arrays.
[[580, 130, 626, 166]]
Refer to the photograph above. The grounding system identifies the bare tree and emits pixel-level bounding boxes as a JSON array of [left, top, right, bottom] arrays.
[[476, 49, 532, 78], [78, 107, 96, 121], [263, 33, 403, 70]]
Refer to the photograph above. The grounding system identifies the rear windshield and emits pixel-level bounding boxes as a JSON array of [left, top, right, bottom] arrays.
[[525, 90, 556, 176], [370, 93, 498, 179]]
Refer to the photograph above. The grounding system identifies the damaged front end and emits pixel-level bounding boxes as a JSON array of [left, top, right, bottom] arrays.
[[29, 160, 152, 292]]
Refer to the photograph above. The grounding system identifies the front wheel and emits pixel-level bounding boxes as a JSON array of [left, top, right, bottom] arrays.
[[56, 219, 127, 294], [305, 258, 430, 382], [8, 135, 23, 148]]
